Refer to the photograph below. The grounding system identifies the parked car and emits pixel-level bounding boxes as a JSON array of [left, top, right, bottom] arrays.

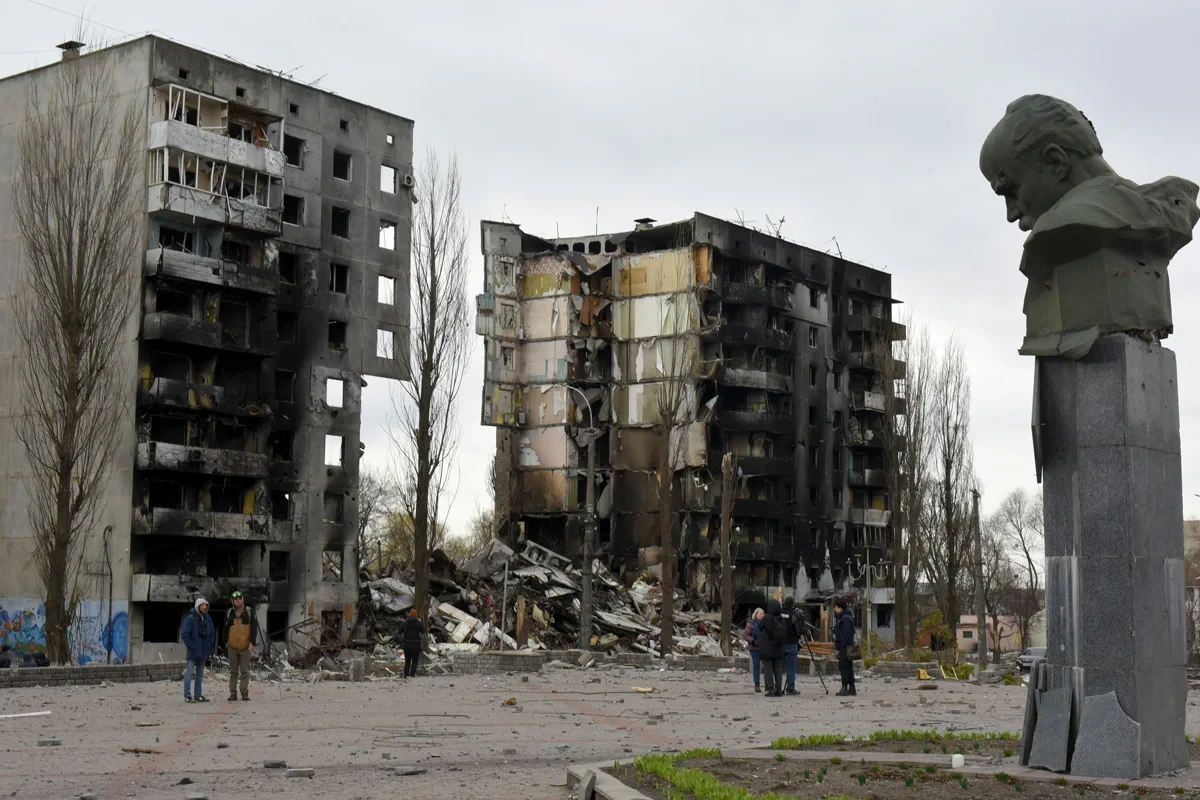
[[1017, 646, 1046, 672]]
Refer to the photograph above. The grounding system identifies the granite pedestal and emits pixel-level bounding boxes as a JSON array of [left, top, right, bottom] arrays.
[[1020, 333, 1188, 778]]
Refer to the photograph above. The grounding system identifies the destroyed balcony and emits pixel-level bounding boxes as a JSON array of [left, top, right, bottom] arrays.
[[850, 391, 887, 414], [847, 352, 906, 379], [731, 498, 790, 518], [718, 367, 793, 394], [139, 377, 272, 417], [146, 247, 277, 295], [719, 325, 794, 351], [850, 508, 892, 527], [142, 312, 222, 349], [733, 456, 793, 477], [149, 120, 286, 179], [731, 540, 794, 563], [136, 442, 269, 478], [845, 313, 907, 342], [720, 410, 796, 436], [130, 573, 269, 604], [148, 184, 283, 236], [847, 429, 885, 449], [134, 507, 274, 542], [722, 282, 792, 310], [848, 468, 887, 488]]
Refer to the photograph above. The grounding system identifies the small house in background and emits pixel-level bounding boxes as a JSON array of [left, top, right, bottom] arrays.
[[956, 614, 1023, 653]]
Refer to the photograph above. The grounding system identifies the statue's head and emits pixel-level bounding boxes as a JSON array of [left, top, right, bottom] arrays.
[[980, 95, 1104, 231]]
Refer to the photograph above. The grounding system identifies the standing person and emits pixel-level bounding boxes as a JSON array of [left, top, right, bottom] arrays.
[[743, 608, 765, 693], [181, 598, 215, 703], [402, 609, 424, 679], [223, 590, 259, 702], [832, 599, 857, 697], [758, 599, 786, 697], [780, 597, 801, 695]]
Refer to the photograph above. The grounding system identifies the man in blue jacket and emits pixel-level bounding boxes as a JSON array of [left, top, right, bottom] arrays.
[[181, 597, 215, 703], [832, 598, 857, 697]]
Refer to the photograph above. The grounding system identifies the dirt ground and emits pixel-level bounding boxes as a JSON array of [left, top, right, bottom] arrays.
[[0, 667, 1193, 800]]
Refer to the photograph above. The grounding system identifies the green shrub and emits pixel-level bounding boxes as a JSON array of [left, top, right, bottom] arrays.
[[863, 657, 878, 670], [774, 753, 786, 762]]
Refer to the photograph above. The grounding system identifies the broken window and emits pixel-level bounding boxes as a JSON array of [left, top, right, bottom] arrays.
[[215, 420, 245, 450], [275, 370, 295, 402], [322, 491, 344, 523], [235, 86, 246, 99], [158, 226, 194, 253], [809, 365, 818, 387], [808, 327, 817, 348], [810, 287, 820, 308], [321, 609, 343, 646], [288, 102, 299, 115], [211, 481, 249, 513], [156, 287, 191, 316], [150, 416, 188, 445], [339, 119, 349, 132], [833, 410, 843, 428], [222, 240, 250, 264], [500, 345, 515, 371], [833, 449, 842, 469], [142, 607, 183, 643], [324, 434, 344, 467], [810, 527, 820, 547], [271, 491, 291, 521], [832, 294, 840, 313], [331, 206, 350, 238], [279, 251, 298, 284], [148, 480, 184, 509], [267, 609, 288, 642], [207, 546, 240, 577], [378, 275, 395, 305], [282, 195, 304, 226], [177, 68, 189, 80], [278, 312, 297, 343], [270, 430, 294, 461], [219, 300, 249, 348], [326, 378, 344, 408], [809, 404, 818, 427], [328, 320, 348, 350], [268, 551, 289, 582], [329, 263, 349, 294], [283, 134, 304, 167], [378, 220, 396, 250], [588, 240, 601, 255], [322, 547, 344, 582], [380, 164, 397, 193], [833, 369, 842, 391], [375, 328, 394, 359], [332, 150, 352, 181]]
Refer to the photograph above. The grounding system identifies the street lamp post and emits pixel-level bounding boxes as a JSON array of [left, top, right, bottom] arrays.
[[558, 384, 597, 651], [849, 550, 889, 658]]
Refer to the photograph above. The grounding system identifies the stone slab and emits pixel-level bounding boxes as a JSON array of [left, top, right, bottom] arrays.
[[285, 768, 313, 778], [1028, 687, 1071, 772], [1070, 692, 1140, 778], [1019, 661, 1040, 766]]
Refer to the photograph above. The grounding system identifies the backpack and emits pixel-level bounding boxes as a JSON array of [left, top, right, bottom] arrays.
[[764, 613, 788, 644]]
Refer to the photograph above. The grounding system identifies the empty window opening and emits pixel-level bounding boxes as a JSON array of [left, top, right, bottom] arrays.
[[288, 102, 299, 115], [282, 194, 304, 226], [810, 287, 820, 308], [219, 300, 249, 348], [321, 609, 342, 646], [283, 134, 304, 167], [177, 68, 189, 80], [150, 416, 188, 445], [500, 345, 515, 370], [833, 449, 842, 469], [215, 420, 245, 450], [266, 609, 289, 643], [329, 262, 349, 294], [375, 329, 395, 359], [833, 370, 842, 391], [328, 320, 348, 350], [270, 430, 294, 461], [326, 378, 345, 408], [332, 150, 352, 181], [604, 240, 617, 253], [278, 311, 297, 343], [322, 492, 344, 523], [834, 488, 844, 507], [378, 275, 395, 305], [322, 547, 344, 582], [808, 327, 817, 347], [339, 119, 349, 131], [588, 240, 601, 255], [572, 242, 585, 253], [380, 164, 397, 193], [809, 366, 818, 387], [142, 606, 183, 643], [148, 480, 184, 509], [222, 239, 250, 264], [385, 133, 394, 145], [235, 86, 245, 98], [331, 206, 350, 238], [211, 481, 252, 514], [275, 370, 295, 402], [279, 251, 298, 284], [207, 546, 240, 578], [156, 287, 191, 316], [378, 220, 396, 250], [271, 490, 291, 521], [324, 434, 344, 467], [158, 226, 194, 253], [809, 487, 819, 506], [269, 551, 289, 582], [809, 404, 819, 427], [832, 294, 841, 313]]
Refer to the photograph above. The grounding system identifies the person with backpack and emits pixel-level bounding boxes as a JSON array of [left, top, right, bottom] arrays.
[[743, 607, 765, 693], [758, 599, 786, 697], [832, 598, 857, 697], [780, 597, 802, 695]]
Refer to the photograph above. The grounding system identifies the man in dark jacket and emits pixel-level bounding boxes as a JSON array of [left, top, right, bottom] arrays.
[[758, 599, 785, 697], [222, 591, 259, 702], [780, 597, 802, 695], [832, 599, 857, 696], [402, 609, 425, 678], [181, 598, 216, 702]]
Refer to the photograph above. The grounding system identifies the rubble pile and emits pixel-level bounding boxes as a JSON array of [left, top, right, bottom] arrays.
[[359, 539, 740, 659]]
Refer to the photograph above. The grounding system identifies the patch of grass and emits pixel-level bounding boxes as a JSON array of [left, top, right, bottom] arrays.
[[856, 774, 867, 786], [1053, 778, 1068, 786], [830, 757, 842, 765], [1003, 748, 1014, 758], [996, 772, 1012, 783], [924, 766, 937, 774], [1174, 789, 1185, 795], [905, 775, 916, 787], [1002, 672, 1024, 686], [774, 753, 787, 762], [894, 746, 906, 753], [923, 747, 931, 754], [770, 733, 844, 749], [1117, 784, 1129, 791], [959, 777, 970, 790], [803, 769, 810, 780]]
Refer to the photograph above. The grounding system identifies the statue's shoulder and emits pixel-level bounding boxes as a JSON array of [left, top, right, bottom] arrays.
[[1027, 175, 1200, 259]]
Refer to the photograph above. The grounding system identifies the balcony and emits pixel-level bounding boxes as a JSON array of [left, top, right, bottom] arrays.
[[136, 442, 269, 478], [149, 120, 285, 178], [134, 507, 274, 541], [845, 314, 907, 341], [723, 282, 792, 310], [142, 311, 222, 349], [146, 247, 277, 295], [719, 325, 793, 351], [719, 367, 792, 394], [148, 183, 282, 236], [848, 429, 885, 448], [721, 410, 796, 436], [731, 498, 790, 518], [850, 508, 892, 527], [847, 351, 907, 379], [736, 456, 794, 477], [139, 377, 271, 417], [731, 540, 794, 563], [848, 468, 887, 488], [850, 391, 887, 413], [131, 573, 269, 604]]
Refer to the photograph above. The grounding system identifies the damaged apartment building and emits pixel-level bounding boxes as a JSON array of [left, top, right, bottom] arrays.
[[477, 214, 905, 636], [0, 37, 411, 663]]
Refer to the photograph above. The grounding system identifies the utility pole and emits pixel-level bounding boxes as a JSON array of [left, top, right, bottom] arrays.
[[719, 453, 736, 656], [972, 487, 987, 675]]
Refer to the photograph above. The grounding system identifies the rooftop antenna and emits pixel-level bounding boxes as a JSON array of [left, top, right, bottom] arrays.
[[824, 236, 843, 258], [595, 206, 599, 236], [306, 73, 326, 88], [765, 214, 786, 238]]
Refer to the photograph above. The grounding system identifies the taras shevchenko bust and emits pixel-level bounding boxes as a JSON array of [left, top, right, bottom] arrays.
[[980, 95, 1200, 358]]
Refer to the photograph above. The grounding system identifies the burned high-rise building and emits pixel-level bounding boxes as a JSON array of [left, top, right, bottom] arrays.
[[477, 214, 904, 639], [0, 37, 412, 663]]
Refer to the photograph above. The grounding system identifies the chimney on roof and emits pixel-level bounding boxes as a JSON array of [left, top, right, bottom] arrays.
[[633, 217, 656, 232], [57, 41, 85, 61]]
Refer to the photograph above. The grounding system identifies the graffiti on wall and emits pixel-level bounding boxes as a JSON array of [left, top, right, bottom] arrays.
[[0, 599, 129, 665]]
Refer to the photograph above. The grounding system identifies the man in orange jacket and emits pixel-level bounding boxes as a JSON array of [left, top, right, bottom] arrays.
[[223, 591, 259, 701]]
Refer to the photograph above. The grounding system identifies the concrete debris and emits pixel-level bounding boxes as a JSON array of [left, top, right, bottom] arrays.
[[285, 768, 314, 778], [387, 766, 427, 776], [38, 739, 62, 746], [263, 760, 287, 769]]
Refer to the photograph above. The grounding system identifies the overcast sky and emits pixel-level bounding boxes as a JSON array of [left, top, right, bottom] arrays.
[[6, 0, 1200, 538]]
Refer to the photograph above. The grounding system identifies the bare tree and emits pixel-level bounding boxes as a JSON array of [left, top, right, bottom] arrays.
[[386, 149, 470, 619], [356, 466, 399, 573], [12, 47, 141, 663], [988, 488, 1044, 646]]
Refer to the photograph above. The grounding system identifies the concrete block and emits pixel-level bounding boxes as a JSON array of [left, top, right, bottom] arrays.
[[1028, 687, 1071, 772], [1070, 692, 1140, 778], [349, 658, 365, 682], [578, 768, 597, 800], [285, 768, 314, 778], [387, 766, 427, 776], [263, 760, 287, 769]]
